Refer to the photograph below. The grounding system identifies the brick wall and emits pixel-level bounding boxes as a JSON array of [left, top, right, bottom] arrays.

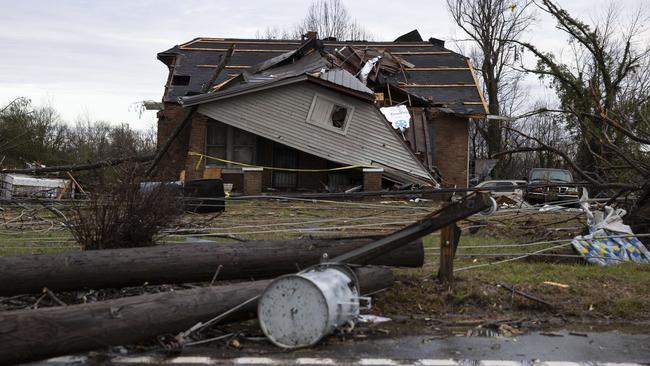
[[430, 114, 469, 188], [183, 113, 210, 180], [362, 169, 383, 191], [155, 102, 191, 181]]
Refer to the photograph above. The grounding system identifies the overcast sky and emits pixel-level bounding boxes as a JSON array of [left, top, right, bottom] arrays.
[[0, 0, 646, 129]]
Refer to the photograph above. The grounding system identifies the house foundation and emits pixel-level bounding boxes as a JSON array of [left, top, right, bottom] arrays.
[[362, 168, 384, 191]]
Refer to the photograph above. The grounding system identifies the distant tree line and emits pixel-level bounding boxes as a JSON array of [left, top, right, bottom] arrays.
[[0, 98, 156, 170]]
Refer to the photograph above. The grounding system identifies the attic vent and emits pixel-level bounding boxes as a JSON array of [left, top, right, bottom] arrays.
[[171, 75, 191, 86], [306, 94, 354, 134]]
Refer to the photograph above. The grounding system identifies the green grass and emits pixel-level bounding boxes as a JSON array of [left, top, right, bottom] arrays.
[[2, 199, 649, 320]]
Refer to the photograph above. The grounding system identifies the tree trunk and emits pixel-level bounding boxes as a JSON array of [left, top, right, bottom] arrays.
[[0, 266, 393, 365], [625, 184, 650, 237], [0, 238, 422, 296]]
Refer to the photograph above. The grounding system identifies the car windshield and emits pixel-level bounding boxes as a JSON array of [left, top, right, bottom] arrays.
[[530, 170, 572, 182]]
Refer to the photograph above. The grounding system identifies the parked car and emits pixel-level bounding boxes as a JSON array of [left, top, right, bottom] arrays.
[[475, 180, 527, 196], [525, 168, 579, 204]]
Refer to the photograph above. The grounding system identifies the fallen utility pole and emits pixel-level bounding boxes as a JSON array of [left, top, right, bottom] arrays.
[[0, 154, 154, 174], [0, 266, 394, 365], [145, 44, 235, 177], [331, 191, 492, 265], [0, 238, 423, 296]]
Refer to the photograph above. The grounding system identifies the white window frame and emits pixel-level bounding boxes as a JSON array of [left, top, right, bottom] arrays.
[[305, 94, 354, 135]]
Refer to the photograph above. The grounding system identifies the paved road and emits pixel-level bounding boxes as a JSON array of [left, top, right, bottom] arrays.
[[38, 330, 650, 365]]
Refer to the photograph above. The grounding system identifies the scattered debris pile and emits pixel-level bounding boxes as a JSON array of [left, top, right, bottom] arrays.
[[571, 192, 650, 265]]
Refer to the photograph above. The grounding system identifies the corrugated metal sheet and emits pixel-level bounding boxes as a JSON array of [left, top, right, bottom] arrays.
[[319, 69, 373, 95], [243, 52, 326, 84], [197, 82, 434, 185]]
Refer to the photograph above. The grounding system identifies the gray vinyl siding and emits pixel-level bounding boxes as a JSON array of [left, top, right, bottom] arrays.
[[197, 82, 433, 181]]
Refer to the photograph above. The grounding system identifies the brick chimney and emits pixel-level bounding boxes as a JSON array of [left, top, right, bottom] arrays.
[[304, 31, 318, 40]]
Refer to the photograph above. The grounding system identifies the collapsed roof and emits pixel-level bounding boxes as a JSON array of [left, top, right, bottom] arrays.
[[158, 31, 488, 115]]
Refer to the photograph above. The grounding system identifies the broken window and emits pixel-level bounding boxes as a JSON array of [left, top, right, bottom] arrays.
[[330, 105, 348, 129], [205, 121, 256, 167], [171, 75, 191, 86], [306, 94, 353, 134]]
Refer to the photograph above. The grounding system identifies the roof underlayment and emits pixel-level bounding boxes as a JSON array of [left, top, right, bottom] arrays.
[[158, 34, 488, 115]]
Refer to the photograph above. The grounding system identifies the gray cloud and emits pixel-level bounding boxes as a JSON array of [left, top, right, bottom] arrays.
[[0, 0, 646, 128]]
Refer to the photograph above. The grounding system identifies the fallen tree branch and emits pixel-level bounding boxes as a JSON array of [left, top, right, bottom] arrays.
[[497, 282, 554, 308], [0, 154, 154, 174]]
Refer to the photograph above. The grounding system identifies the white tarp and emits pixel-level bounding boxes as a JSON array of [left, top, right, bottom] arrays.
[[380, 105, 411, 132]]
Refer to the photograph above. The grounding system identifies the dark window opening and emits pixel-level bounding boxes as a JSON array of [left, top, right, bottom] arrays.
[[330, 105, 348, 129], [205, 121, 256, 167], [171, 75, 191, 86]]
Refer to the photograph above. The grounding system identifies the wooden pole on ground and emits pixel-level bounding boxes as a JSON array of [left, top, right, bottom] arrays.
[[0, 266, 393, 365], [0, 238, 423, 296]]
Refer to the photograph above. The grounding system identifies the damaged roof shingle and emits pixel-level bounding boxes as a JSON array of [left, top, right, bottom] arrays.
[[158, 34, 488, 115]]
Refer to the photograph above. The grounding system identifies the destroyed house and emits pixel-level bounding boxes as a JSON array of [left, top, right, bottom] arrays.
[[155, 31, 488, 194]]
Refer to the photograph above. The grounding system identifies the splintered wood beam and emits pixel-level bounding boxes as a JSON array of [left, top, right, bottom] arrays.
[[467, 59, 489, 113]]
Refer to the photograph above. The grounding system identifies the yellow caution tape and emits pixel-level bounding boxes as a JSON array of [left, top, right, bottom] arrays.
[[188, 151, 369, 172]]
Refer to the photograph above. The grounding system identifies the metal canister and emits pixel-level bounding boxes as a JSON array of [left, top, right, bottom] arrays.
[[257, 264, 361, 348]]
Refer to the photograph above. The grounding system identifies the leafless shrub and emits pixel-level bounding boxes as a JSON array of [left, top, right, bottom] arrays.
[[67, 164, 183, 250]]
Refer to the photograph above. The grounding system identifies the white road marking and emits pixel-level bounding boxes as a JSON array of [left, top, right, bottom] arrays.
[[540, 362, 584, 366], [358, 359, 399, 365], [167, 356, 215, 364], [110, 356, 157, 364], [480, 361, 523, 366], [232, 357, 278, 364], [45, 356, 88, 363], [295, 358, 337, 365], [416, 359, 459, 366]]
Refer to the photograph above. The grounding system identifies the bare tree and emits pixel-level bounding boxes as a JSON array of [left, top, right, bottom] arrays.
[[257, 0, 372, 41], [447, 0, 535, 176], [499, 0, 650, 232]]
